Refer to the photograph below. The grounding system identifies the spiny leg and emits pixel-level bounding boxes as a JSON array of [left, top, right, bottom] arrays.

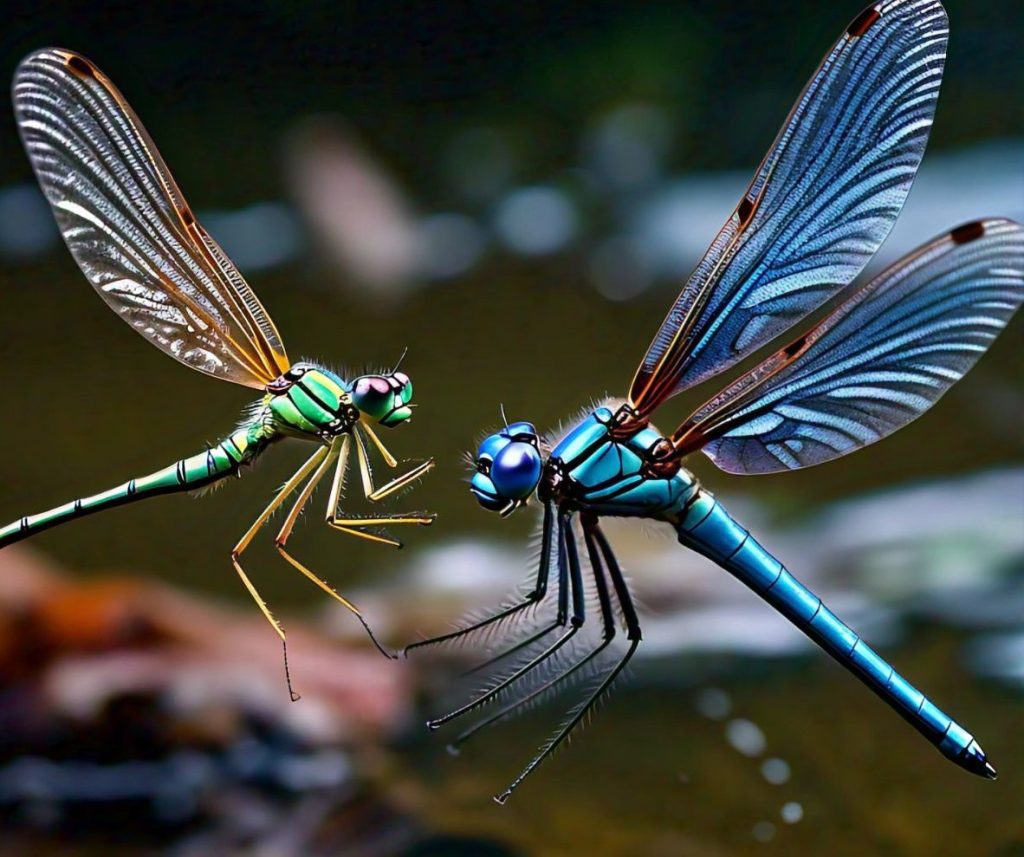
[[404, 501, 556, 657], [458, 506, 573, 676], [449, 513, 618, 753], [428, 509, 585, 729], [328, 511, 434, 548], [325, 431, 433, 549], [274, 438, 395, 658], [355, 424, 435, 502], [231, 445, 331, 702], [495, 519, 641, 805]]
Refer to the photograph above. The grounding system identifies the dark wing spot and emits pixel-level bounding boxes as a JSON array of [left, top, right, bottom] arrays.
[[736, 197, 757, 229], [65, 54, 95, 79], [783, 335, 808, 359], [847, 7, 881, 37], [179, 206, 196, 227], [950, 221, 986, 245]]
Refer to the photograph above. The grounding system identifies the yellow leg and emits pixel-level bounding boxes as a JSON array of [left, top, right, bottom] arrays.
[[318, 429, 435, 548], [354, 426, 435, 502], [359, 420, 398, 467], [327, 524, 404, 548], [231, 445, 330, 701], [275, 437, 396, 658], [331, 514, 435, 526]]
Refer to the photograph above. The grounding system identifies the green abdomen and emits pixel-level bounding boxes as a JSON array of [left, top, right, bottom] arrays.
[[0, 424, 271, 549]]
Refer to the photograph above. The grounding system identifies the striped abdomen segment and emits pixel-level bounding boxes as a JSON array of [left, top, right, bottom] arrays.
[[0, 426, 268, 549], [674, 488, 996, 780]]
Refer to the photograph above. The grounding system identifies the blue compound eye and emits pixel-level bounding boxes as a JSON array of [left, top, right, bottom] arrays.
[[477, 432, 510, 464], [490, 442, 543, 500], [470, 471, 505, 511]]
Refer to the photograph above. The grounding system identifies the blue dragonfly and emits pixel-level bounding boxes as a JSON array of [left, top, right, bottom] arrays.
[[406, 0, 1024, 801]]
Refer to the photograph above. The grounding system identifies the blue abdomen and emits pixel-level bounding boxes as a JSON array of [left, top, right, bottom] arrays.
[[674, 487, 995, 779]]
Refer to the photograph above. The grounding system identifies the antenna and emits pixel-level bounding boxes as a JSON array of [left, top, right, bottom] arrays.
[[499, 403, 509, 428], [392, 346, 409, 373]]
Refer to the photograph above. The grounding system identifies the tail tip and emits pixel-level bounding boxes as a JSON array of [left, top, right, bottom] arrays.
[[959, 740, 997, 781]]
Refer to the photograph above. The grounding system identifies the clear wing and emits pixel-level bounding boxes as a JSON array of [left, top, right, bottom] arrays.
[[672, 219, 1024, 474], [13, 48, 290, 388], [628, 0, 948, 416]]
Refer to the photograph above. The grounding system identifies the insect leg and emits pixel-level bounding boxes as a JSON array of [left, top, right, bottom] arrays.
[[427, 509, 584, 729], [453, 505, 568, 674], [447, 513, 617, 752], [404, 501, 556, 656], [355, 425, 435, 502], [494, 520, 640, 804], [274, 439, 396, 659], [321, 434, 433, 548], [231, 444, 331, 701]]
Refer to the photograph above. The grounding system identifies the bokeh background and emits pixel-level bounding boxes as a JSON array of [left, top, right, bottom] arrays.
[[0, 1, 1021, 854]]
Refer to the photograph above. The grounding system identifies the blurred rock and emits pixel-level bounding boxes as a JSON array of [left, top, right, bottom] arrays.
[[0, 545, 415, 854]]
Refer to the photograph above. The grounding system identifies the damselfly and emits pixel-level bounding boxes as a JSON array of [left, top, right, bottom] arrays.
[[0, 49, 435, 696], [407, 0, 1022, 801]]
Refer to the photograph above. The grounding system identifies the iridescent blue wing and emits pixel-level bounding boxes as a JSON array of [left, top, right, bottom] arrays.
[[628, 0, 948, 417], [672, 219, 1024, 474]]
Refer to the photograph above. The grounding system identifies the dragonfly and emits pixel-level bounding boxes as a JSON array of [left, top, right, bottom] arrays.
[[0, 48, 436, 697], [406, 0, 1024, 802]]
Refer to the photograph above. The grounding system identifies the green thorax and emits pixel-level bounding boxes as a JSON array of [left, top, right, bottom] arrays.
[[265, 363, 358, 439], [263, 362, 416, 439]]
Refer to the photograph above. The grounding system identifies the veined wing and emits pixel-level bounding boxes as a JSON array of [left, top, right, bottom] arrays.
[[672, 219, 1024, 474], [13, 48, 290, 388], [628, 0, 948, 416]]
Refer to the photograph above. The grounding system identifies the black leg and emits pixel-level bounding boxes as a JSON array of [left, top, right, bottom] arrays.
[[427, 509, 585, 729], [494, 519, 640, 804], [593, 522, 641, 642], [404, 502, 556, 656], [457, 504, 568, 678], [447, 513, 618, 753]]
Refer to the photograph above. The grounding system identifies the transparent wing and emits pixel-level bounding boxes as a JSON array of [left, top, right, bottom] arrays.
[[628, 0, 948, 416], [13, 48, 290, 388], [672, 219, 1024, 474]]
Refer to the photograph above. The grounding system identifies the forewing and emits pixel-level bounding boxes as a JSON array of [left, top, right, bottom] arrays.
[[13, 48, 290, 388], [673, 219, 1024, 474], [629, 0, 948, 415]]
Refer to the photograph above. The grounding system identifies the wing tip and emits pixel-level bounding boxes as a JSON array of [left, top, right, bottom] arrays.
[[872, 0, 949, 36], [851, 0, 950, 38], [945, 217, 1022, 247], [847, 6, 881, 37], [60, 52, 97, 81], [949, 221, 987, 245], [13, 48, 98, 96]]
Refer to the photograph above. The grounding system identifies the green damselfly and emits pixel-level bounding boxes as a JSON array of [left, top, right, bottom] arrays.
[[1, 48, 435, 696]]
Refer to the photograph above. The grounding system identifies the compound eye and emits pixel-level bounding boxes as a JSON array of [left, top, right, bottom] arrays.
[[352, 375, 395, 420], [355, 376, 391, 397], [477, 433, 509, 463], [491, 442, 542, 500]]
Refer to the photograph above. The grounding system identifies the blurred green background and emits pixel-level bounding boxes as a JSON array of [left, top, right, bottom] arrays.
[[0, 1, 1021, 855]]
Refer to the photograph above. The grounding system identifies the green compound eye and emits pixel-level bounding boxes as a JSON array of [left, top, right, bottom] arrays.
[[394, 371, 413, 404], [381, 405, 413, 427]]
